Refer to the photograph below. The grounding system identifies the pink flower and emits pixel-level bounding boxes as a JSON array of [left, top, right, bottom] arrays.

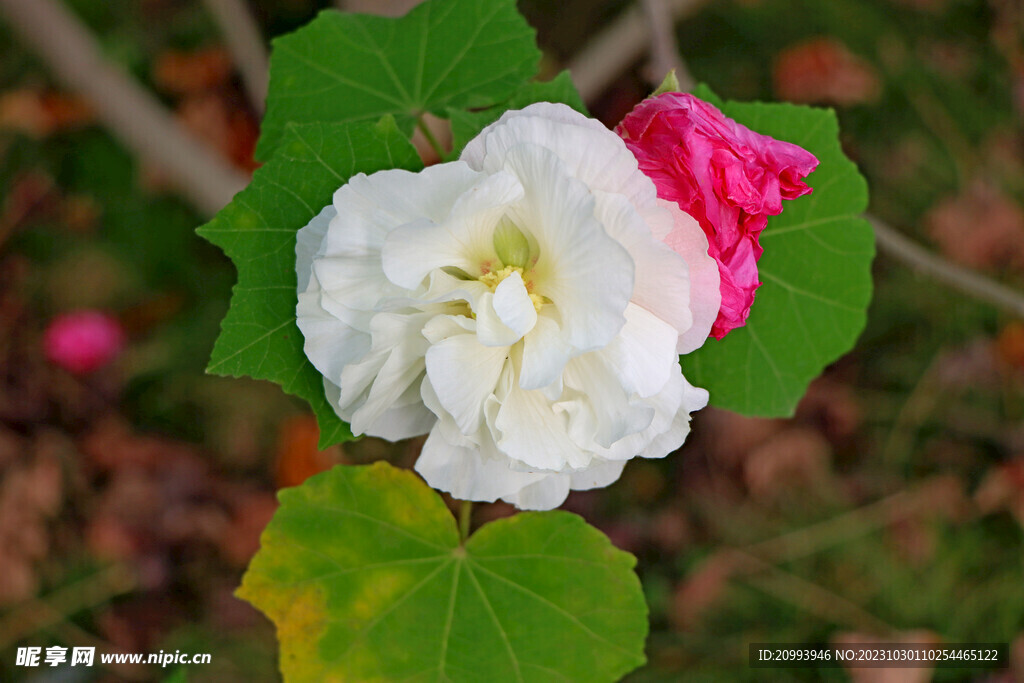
[[616, 92, 818, 339], [43, 310, 124, 374]]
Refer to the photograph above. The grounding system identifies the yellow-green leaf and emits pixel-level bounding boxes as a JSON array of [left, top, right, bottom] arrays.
[[240, 462, 649, 682]]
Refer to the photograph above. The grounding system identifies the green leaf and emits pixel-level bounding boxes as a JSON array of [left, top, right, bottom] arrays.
[[681, 99, 875, 416], [197, 118, 422, 447], [257, 0, 541, 159], [447, 71, 588, 157], [240, 462, 649, 682]]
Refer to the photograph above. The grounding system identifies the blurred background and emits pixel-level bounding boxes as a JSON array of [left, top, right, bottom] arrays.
[[0, 0, 1022, 680]]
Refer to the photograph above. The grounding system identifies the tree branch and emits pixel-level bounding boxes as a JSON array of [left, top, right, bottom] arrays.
[[871, 216, 1024, 319], [0, 0, 249, 216], [568, 0, 707, 102], [640, 0, 695, 91], [201, 0, 269, 113], [334, 0, 425, 17]]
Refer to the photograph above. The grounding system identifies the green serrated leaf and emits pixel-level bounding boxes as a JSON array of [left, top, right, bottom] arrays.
[[257, 0, 541, 160], [197, 118, 422, 447], [681, 99, 875, 416], [447, 71, 588, 158], [240, 462, 649, 682]]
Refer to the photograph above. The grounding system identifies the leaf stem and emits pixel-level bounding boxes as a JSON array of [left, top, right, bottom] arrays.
[[417, 116, 445, 160], [458, 500, 473, 542]]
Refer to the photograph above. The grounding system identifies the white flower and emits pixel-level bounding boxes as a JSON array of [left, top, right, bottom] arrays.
[[296, 103, 720, 510]]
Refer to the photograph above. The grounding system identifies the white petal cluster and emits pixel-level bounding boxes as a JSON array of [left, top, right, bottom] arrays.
[[296, 103, 719, 510]]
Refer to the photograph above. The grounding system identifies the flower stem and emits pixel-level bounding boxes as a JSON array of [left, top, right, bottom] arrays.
[[416, 117, 445, 160], [458, 500, 473, 543]]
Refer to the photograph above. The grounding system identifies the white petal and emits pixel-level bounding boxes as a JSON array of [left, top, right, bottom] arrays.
[[296, 270, 370, 384], [494, 381, 590, 471], [296, 204, 335, 291], [380, 170, 523, 290], [599, 365, 707, 462], [492, 270, 537, 338], [558, 353, 655, 449], [425, 333, 508, 435], [502, 143, 634, 352], [326, 376, 434, 440], [474, 291, 523, 347], [569, 459, 626, 491], [600, 303, 679, 398], [519, 308, 572, 390], [316, 163, 488, 308], [500, 475, 571, 511], [338, 310, 432, 435], [415, 428, 549, 503], [333, 163, 485, 228], [461, 103, 656, 211], [595, 192, 693, 338], [659, 200, 721, 353], [422, 312, 476, 344]]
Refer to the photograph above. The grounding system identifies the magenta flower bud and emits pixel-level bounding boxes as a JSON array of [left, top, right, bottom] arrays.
[[617, 92, 819, 339], [43, 310, 125, 374]]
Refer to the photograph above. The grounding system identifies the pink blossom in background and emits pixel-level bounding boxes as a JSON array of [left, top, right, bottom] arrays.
[[43, 310, 124, 374], [616, 92, 819, 339]]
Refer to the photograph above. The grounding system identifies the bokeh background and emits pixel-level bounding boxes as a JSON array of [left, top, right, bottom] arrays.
[[1, 0, 1023, 680]]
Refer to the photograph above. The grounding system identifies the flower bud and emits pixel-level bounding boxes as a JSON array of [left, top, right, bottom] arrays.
[[492, 217, 531, 269], [43, 310, 124, 374]]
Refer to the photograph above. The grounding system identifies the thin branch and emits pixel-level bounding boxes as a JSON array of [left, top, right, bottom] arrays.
[[871, 216, 1024, 319], [201, 0, 269, 114], [640, 0, 695, 91], [0, 0, 249, 217], [568, 0, 708, 102], [729, 550, 897, 635], [741, 476, 964, 565], [334, 0, 425, 17], [0, 565, 135, 650]]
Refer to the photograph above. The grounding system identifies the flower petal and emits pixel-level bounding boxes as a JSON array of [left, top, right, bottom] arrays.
[[338, 310, 432, 436], [519, 308, 572, 391], [462, 102, 656, 211], [492, 270, 537, 339], [502, 143, 634, 352], [415, 429, 549, 503], [659, 199, 721, 353], [600, 303, 679, 398], [494, 379, 590, 471], [296, 204, 335, 291], [324, 377, 434, 441], [501, 475, 571, 511], [569, 459, 626, 491], [380, 170, 523, 290], [425, 332, 509, 435], [594, 192, 693, 339], [558, 353, 655, 449]]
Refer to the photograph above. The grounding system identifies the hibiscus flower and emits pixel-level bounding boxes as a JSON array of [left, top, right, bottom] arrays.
[[296, 103, 719, 510]]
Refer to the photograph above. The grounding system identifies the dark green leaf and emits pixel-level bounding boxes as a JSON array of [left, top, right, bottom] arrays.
[[257, 0, 541, 159]]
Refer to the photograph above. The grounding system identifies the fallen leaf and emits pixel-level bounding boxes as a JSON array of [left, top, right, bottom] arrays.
[[926, 181, 1024, 270], [273, 414, 342, 489], [774, 38, 882, 106], [152, 47, 233, 95]]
